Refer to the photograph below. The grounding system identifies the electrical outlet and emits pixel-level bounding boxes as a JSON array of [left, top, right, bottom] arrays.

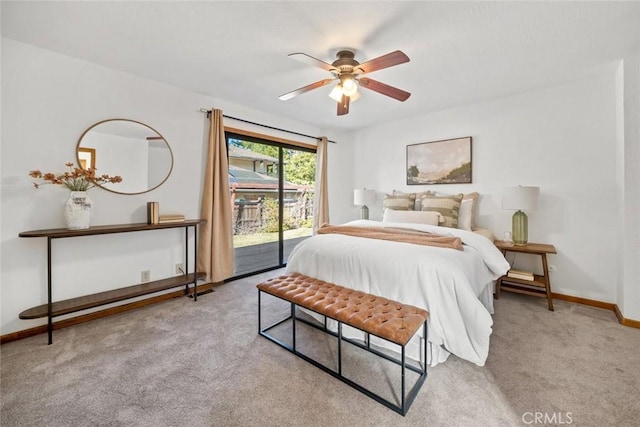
[[175, 263, 184, 275], [141, 270, 150, 282]]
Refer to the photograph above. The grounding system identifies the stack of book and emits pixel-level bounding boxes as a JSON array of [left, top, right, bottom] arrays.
[[146, 202, 185, 224], [507, 268, 534, 281], [147, 202, 159, 225], [158, 214, 185, 224]]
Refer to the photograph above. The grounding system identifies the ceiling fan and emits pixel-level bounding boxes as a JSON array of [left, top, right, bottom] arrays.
[[279, 49, 411, 116]]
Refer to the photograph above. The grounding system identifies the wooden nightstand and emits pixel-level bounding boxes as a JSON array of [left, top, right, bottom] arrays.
[[494, 240, 557, 311]]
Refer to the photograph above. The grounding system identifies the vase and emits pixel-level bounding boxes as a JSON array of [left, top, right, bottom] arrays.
[[64, 191, 93, 230]]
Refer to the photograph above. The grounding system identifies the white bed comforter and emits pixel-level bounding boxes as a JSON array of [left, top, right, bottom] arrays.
[[285, 220, 510, 366]]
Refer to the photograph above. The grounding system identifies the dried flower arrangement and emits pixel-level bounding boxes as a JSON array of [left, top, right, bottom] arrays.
[[29, 162, 123, 191]]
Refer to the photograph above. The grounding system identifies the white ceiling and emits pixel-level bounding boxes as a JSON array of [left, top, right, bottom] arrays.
[[2, 1, 640, 132]]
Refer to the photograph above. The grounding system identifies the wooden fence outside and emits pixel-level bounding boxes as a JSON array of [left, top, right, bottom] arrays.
[[233, 196, 313, 234]]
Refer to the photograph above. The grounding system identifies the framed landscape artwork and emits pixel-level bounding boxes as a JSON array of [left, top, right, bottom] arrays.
[[406, 136, 472, 185]]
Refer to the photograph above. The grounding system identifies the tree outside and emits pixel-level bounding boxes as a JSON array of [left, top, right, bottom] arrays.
[[229, 138, 316, 184]]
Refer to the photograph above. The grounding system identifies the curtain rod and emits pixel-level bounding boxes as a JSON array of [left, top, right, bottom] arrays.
[[199, 109, 337, 144]]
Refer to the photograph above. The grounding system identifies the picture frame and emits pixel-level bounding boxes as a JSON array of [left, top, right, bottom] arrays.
[[406, 136, 472, 185], [78, 147, 96, 170]]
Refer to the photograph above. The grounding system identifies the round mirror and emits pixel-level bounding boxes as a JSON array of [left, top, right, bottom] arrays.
[[76, 119, 173, 194]]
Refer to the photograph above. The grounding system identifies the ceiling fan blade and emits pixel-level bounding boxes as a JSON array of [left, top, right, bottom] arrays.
[[337, 95, 350, 116], [279, 79, 335, 101], [288, 53, 337, 72], [355, 50, 410, 74], [358, 78, 411, 102]]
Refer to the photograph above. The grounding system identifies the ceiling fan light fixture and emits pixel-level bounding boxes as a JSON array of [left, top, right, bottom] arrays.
[[282, 49, 410, 115], [341, 77, 358, 97], [329, 84, 344, 102]]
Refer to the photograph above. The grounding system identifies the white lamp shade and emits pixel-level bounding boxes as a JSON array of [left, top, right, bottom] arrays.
[[342, 77, 358, 96], [502, 186, 540, 211], [354, 189, 375, 206], [329, 84, 361, 103], [328, 84, 344, 102]]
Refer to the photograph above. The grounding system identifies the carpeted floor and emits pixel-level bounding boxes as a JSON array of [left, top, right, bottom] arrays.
[[1, 269, 639, 426]]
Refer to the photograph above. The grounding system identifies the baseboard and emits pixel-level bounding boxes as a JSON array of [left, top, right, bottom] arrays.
[[3, 283, 638, 344], [552, 292, 640, 329], [0, 282, 218, 345], [613, 305, 640, 328], [551, 293, 616, 310]]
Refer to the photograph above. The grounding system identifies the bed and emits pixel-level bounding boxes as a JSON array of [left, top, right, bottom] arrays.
[[284, 219, 510, 366]]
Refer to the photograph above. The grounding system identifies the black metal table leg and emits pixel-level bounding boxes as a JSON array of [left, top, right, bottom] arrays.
[[193, 224, 198, 300], [47, 237, 53, 345], [184, 224, 189, 296]]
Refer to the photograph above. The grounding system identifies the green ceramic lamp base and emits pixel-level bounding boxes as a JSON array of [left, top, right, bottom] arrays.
[[361, 205, 369, 220], [512, 210, 528, 246]]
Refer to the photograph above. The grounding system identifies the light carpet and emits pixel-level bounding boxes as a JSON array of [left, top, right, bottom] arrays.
[[1, 269, 639, 426]]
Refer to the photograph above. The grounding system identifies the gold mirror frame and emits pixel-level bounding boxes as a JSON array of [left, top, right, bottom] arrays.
[[76, 119, 174, 195]]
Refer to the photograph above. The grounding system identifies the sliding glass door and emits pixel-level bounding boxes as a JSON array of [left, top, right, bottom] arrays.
[[226, 132, 316, 277]]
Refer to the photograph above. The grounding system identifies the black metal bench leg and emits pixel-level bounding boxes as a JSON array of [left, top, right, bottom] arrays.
[[291, 302, 296, 351], [258, 290, 262, 334], [401, 345, 406, 413], [338, 321, 343, 376], [257, 290, 428, 416]]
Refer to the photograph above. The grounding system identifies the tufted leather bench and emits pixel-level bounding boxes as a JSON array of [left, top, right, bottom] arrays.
[[257, 272, 429, 416], [258, 273, 428, 346]]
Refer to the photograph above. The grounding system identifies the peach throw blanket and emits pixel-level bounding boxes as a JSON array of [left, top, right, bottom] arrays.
[[317, 224, 463, 250]]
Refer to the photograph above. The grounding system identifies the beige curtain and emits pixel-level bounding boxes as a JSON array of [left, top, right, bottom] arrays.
[[313, 136, 330, 233], [197, 109, 235, 282]]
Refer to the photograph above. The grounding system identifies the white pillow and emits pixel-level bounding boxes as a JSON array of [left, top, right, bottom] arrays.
[[458, 193, 479, 231], [458, 198, 474, 230], [382, 209, 442, 226]]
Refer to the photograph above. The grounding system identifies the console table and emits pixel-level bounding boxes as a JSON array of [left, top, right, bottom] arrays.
[[19, 220, 206, 344]]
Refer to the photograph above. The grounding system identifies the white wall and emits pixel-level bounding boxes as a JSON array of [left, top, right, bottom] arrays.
[[325, 129, 357, 226], [350, 71, 624, 307], [620, 54, 640, 320], [0, 39, 329, 335]]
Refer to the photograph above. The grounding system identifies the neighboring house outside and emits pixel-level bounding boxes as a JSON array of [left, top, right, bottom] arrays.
[[228, 145, 313, 234], [228, 145, 277, 177]]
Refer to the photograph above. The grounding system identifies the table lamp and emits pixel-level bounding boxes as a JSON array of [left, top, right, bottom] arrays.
[[502, 186, 539, 246], [354, 188, 375, 220]]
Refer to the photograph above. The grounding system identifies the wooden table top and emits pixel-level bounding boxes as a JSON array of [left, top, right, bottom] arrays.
[[494, 240, 557, 254]]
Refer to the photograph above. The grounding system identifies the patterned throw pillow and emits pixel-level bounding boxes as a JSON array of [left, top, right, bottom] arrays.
[[420, 193, 464, 228], [383, 193, 415, 211], [412, 190, 435, 211], [392, 190, 416, 199]]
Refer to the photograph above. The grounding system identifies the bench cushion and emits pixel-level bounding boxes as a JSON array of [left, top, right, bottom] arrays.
[[257, 273, 429, 346]]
